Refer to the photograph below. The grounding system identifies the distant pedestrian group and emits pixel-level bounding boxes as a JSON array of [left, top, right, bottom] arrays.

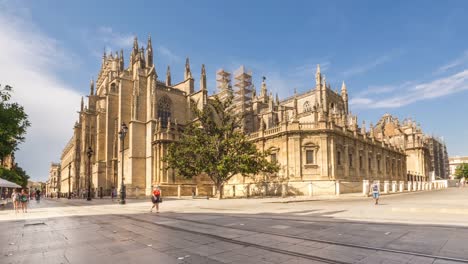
[[11, 189, 29, 213]]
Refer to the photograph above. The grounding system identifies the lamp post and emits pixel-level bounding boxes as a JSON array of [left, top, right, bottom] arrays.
[[119, 122, 128, 205], [68, 161, 72, 199], [87, 147, 93, 201]]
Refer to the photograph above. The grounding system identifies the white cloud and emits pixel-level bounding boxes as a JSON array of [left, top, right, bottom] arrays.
[[342, 54, 394, 77], [157, 45, 181, 63], [0, 4, 81, 181], [350, 69, 468, 109], [435, 50, 468, 74], [97, 26, 134, 50]]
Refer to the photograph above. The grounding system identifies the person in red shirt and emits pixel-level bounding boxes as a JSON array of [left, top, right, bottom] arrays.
[[150, 186, 161, 213]]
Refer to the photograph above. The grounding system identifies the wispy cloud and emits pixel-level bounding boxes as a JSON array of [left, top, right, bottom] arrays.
[[157, 45, 181, 63], [342, 50, 405, 78], [342, 54, 394, 77], [350, 69, 468, 108], [0, 3, 81, 181], [435, 50, 468, 74], [97, 26, 134, 51]]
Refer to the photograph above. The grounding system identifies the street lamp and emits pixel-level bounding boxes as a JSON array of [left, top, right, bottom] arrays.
[[119, 122, 128, 205], [87, 146, 93, 201], [68, 161, 72, 199]]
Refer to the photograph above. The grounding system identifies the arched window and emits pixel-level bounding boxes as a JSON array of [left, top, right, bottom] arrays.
[[157, 96, 172, 128], [303, 101, 311, 113]]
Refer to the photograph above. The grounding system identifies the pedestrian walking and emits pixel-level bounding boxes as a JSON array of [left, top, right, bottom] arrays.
[[111, 187, 115, 202], [11, 189, 19, 213], [150, 186, 162, 213], [460, 177, 466, 188], [20, 189, 28, 213], [371, 181, 380, 205]]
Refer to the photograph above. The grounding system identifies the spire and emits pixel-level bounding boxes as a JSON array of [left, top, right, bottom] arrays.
[[133, 36, 138, 53], [184, 57, 192, 79], [315, 64, 322, 88], [146, 34, 153, 67], [90, 78, 94, 95], [200, 64, 207, 91], [80, 96, 84, 112], [341, 81, 347, 95], [275, 93, 280, 105], [341, 81, 349, 115], [119, 49, 124, 70], [166, 66, 171, 86], [260, 76, 267, 98], [102, 48, 107, 66]]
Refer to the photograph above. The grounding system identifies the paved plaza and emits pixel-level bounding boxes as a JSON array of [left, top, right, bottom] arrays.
[[1, 188, 468, 264]]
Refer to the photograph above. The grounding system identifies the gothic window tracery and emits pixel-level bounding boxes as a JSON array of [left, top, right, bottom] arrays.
[[157, 96, 172, 128]]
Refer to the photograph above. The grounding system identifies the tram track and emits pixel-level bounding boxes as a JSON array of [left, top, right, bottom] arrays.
[[43, 199, 468, 263], [117, 213, 468, 264]]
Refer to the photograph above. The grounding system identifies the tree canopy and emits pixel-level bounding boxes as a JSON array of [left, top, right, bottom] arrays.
[[0, 165, 30, 188], [0, 85, 31, 163], [164, 96, 279, 198], [455, 163, 468, 179]]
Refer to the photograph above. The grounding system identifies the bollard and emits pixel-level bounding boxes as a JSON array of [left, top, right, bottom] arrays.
[[391, 181, 397, 193], [384, 180, 390, 194], [408, 181, 412, 191], [399, 181, 404, 192], [308, 182, 313, 197], [363, 180, 369, 196], [177, 185, 181, 198], [335, 180, 340, 196]]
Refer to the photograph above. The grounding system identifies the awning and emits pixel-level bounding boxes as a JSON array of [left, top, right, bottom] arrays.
[[0, 178, 22, 188]]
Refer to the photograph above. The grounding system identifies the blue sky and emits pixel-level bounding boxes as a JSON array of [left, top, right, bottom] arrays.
[[1, 0, 467, 181]]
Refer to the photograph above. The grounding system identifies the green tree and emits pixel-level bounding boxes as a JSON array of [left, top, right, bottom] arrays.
[[164, 96, 279, 198], [455, 163, 468, 179], [0, 85, 31, 163], [0, 165, 29, 188]]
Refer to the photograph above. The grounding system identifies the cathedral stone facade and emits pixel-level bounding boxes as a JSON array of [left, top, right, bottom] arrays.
[[58, 36, 425, 197]]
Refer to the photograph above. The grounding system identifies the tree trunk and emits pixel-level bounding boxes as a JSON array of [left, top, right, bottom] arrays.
[[217, 183, 224, 199]]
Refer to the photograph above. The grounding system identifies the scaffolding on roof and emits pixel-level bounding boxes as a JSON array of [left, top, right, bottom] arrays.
[[216, 69, 233, 100], [233, 65, 253, 112]]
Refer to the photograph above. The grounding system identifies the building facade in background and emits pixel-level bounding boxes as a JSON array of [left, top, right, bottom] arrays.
[[55, 36, 451, 197], [372, 114, 449, 181], [45, 163, 60, 197], [449, 156, 468, 179]]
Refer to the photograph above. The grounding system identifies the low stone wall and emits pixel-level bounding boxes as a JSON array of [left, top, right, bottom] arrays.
[[144, 179, 450, 199], [339, 181, 362, 194]]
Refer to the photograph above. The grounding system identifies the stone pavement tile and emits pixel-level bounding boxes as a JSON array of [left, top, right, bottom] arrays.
[[208, 250, 255, 263], [105, 239, 148, 254], [407, 255, 437, 264], [206, 241, 245, 251], [295, 240, 329, 249], [282, 243, 324, 255], [433, 260, 466, 264], [184, 244, 231, 256], [249, 251, 298, 264], [438, 236, 468, 259], [355, 251, 415, 264], [304, 247, 369, 263], [386, 232, 450, 255], [109, 247, 181, 264]]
